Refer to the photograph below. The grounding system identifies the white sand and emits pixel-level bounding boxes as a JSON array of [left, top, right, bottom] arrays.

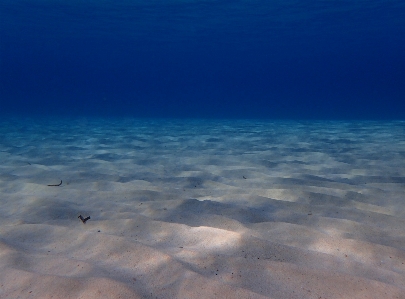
[[0, 118, 404, 299]]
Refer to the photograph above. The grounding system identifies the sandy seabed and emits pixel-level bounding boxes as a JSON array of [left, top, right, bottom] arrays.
[[0, 118, 404, 299]]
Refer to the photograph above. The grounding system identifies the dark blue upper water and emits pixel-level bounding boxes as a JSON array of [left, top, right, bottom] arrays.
[[1, 0, 404, 119]]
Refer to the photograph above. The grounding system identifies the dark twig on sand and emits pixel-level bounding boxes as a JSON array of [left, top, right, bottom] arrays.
[[78, 215, 91, 224], [48, 180, 62, 187]]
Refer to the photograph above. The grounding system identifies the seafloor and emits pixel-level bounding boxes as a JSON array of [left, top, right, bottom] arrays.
[[0, 117, 404, 299]]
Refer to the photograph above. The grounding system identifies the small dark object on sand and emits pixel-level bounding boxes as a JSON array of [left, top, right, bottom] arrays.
[[78, 215, 90, 223], [48, 180, 62, 186]]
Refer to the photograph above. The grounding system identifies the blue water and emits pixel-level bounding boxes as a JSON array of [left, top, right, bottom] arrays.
[[1, 0, 404, 119]]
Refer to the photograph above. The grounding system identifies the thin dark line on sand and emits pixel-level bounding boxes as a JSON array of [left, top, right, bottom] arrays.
[[47, 180, 62, 187]]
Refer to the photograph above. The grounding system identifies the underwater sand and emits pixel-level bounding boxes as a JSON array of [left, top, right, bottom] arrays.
[[0, 118, 404, 299]]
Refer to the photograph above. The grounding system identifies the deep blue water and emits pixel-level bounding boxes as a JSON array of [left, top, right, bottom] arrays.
[[1, 0, 404, 119]]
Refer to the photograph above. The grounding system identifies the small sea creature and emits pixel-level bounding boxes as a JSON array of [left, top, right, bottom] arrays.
[[78, 215, 90, 223]]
